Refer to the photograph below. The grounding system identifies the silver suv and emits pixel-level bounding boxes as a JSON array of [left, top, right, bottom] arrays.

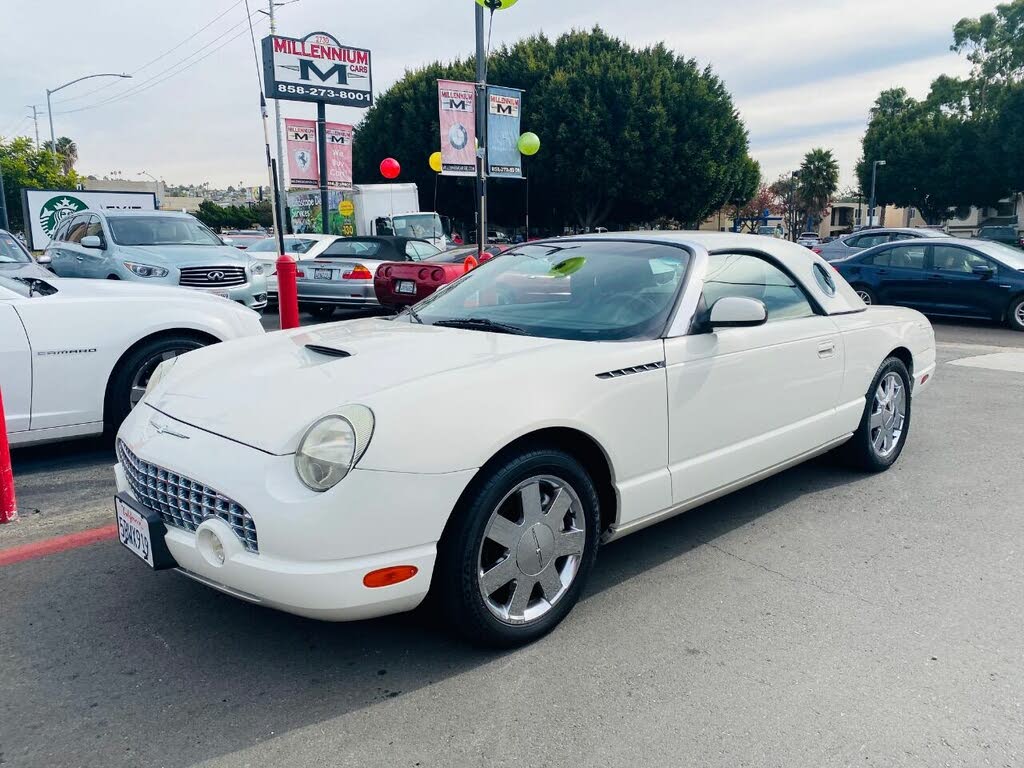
[[817, 227, 950, 262], [45, 210, 268, 309]]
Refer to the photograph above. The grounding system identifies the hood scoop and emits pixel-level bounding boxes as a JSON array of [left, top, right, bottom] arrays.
[[305, 344, 352, 358]]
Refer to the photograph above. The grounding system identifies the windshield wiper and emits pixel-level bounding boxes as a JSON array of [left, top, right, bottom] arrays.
[[403, 304, 423, 324], [432, 317, 528, 335]]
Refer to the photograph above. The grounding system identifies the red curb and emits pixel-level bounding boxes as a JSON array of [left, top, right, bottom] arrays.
[[0, 524, 118, 567]]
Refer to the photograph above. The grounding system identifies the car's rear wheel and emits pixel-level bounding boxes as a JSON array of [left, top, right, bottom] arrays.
[[105, 335, 207, 434], [852, 285, 876, 305], [840, 357, 912, 472], [1007, 295, 1024, 331], [435, 447, 600, 648], [307, 304, 335, 321]]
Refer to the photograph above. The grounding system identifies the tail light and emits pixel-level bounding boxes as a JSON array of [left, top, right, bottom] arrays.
[[382, 266, 392, 277], [296, 269, 305, 278], [812, 247, 822, 255], [431, 268, 444, 281], [418, 267, 429, 280], [343, 264, 373, 280]]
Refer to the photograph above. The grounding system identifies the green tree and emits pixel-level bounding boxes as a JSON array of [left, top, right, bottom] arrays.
[[798, 148, 839, 230], [353, 27, 753, 232], [0, 136, 80, 234], [41, 137, 79, 176]]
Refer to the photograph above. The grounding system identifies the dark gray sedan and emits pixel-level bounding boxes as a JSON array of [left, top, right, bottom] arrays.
[[818, 227, 950, 261], [0, 229, 52, 280]]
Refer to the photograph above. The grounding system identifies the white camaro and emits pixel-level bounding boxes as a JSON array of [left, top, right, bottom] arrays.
[[115, 232, 935, 647], [0, 275, 264, 448]]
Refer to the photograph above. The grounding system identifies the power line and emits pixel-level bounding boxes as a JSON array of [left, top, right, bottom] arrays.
[[54, 14, 267, 115], [0, 116, 31, 139], [52, 0, 246, 105]]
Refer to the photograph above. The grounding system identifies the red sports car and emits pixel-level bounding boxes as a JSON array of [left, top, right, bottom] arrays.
[[374, 244, 509, 310]]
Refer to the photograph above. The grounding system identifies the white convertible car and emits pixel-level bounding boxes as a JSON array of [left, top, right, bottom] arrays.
[[115, 232, 935, 647], [1, 275, 264, 448]]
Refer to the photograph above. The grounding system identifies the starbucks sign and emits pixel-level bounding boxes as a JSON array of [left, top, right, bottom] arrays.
[[21, 189, 156, 250]]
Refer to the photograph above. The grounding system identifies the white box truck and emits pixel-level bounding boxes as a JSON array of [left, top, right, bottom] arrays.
[[352, 183, 451, 250]]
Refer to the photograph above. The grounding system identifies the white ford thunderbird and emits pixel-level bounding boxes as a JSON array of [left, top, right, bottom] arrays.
[[0, 275, 264, 448], [115, 232, 935, 647]]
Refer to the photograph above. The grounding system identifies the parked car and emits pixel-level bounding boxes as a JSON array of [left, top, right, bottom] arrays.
[[757, 225, 784, 237], [45, 210, 269, 310], [817, 227, 951, 261], [1, 274, 264, 448], [115, 231, 934, 647], [295, 235, 440, 320], [833, 237, 1024, 330], [796, 232, 821, 248], [0, 228, 52, 280], [246, 234, 341, 302], [373, 244, 509, 310], [220, 229, 269, 250], [976, 224, 1022, 249]]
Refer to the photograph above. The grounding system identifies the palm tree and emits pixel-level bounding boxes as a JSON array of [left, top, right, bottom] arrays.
[[42, 137, 79, 175], [798, 148, 839, 231]]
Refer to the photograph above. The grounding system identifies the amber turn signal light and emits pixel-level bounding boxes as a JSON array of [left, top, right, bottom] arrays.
[[363, 565, 418, 588]]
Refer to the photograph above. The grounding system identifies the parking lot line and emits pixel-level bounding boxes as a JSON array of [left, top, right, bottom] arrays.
[[0, 523, 116, 567]]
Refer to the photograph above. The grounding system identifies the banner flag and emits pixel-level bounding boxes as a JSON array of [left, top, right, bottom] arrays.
[[437, 79, 477, 176], [285, 118, 319, 188], [486, 86, 523, 179], [325, 122, 353, 188]]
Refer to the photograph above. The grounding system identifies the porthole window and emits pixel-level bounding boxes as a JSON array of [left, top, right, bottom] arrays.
[[813, 262, 836, 297]]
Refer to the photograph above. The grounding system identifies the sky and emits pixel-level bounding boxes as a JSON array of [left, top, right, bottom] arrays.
[[0, 0, 996, 191]]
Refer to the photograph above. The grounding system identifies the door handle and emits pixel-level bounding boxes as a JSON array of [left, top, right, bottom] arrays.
[[817, 341, 836, 359], [876, 269, 889, 275], [927, 274, 943, 281], [75, 255, 84, 261]]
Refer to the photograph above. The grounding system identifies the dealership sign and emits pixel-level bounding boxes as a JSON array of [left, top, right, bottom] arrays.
[[262, 32, 372, 107], [21, 189, 156, 250], [437, 80, 477, 177], [285, 119, 353, 189]]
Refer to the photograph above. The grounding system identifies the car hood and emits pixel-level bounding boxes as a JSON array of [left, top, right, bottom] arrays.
[[39, 276, 235, 303], [148, 317, 566, 455], [115, 244, 251, 268]]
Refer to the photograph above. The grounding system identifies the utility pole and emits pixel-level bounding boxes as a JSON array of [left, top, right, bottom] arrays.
[[264, 0, 289, 234], [475, 4, 488, 254], [0, 163, 9, 231], [26, 105, 40, 148], [868, 159, 886, 227]]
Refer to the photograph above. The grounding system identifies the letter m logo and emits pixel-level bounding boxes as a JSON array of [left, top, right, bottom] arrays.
[[299, 60, 348, 85], [495, 102, 514, 115]]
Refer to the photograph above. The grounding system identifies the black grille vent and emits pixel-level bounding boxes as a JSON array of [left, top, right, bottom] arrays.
[[595, 361, 666, 379]]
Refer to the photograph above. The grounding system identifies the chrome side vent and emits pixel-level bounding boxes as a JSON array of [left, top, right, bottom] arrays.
[[595, 361, 665, 379]]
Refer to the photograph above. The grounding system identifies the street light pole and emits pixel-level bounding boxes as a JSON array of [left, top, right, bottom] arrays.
[[140, 171, 160, 207], [258, 1, 296, 235], [868, 159, 886, 227], [789, 170, 800, 242], [46, 73, 131, 161], [475, 4, 488, 255]]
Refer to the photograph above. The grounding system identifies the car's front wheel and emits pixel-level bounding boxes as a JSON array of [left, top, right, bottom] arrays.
[[1007, 295, 1024, 331], [435, 447, 601, 648]]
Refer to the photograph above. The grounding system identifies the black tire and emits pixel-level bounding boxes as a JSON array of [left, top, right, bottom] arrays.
[[307, 304, 335, 321], [839, 357, 912, 472], [434, 447, 601, 648], [852, 284, 877, 306], [104, 335, 207, 434], [1007, 294, 1024, 331]]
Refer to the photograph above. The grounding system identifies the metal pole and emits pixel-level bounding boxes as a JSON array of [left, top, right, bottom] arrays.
[[46, 90, 56, 162], [28, 105, 40, 148], [0, 165, 9, 231], [475, 4, 487, 254], [869, 162, 879, 227], [267, 0, 288, 238], [317, 101, 329, 235]]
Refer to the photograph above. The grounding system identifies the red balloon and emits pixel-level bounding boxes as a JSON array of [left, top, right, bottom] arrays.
[[380, 158, 401, 179]]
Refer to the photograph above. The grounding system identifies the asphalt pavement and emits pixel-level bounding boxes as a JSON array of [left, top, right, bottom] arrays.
[[2, 316, 1022, 768]]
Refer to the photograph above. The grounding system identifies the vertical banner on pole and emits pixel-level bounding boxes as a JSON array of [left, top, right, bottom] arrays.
[[486, 86, 523, 179], [285, 119, 319, 188], [437, 79, 477, 176], [325, 123, 354, 188]]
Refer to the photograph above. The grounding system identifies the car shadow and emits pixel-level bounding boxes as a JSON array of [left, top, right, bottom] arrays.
[[1, 454, 864, 768]]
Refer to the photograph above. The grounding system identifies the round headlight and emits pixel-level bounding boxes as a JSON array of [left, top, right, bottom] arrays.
[[294, 406, 374, 491]]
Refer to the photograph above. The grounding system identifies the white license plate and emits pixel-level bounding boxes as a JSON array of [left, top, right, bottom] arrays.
[[314, 268, 334, 280], [396, 280, 416, 295], [115, 496, 154, 567]]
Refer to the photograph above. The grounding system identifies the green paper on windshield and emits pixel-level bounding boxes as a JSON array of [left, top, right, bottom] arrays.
[[549, 256, 586, 277]]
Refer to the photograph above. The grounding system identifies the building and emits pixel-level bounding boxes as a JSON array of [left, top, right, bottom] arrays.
[[945, 195, 1022, 237], [817, 201, 929, 239], [81, 177, 165, 203]]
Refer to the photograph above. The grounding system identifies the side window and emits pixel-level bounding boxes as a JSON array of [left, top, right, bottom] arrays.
[[85, 215, 104, 241], [885, 244, 927, 270], [866, 247, 892, 267], [65, 215, 89, 244], [405, 241, 431, 261], [932, 245, 992, 274], [856, 233, 890, 248], [702, 253, 815, 322]]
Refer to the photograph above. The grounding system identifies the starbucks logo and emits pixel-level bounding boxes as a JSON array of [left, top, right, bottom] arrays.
[[39, 195, 87, 238]]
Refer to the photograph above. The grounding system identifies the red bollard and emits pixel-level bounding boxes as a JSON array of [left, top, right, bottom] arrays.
[[277, 254, 299, 330], [0, 387, 17, 524]]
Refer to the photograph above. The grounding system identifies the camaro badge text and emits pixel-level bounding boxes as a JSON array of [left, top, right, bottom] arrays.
[[36, 348, 97, 356]]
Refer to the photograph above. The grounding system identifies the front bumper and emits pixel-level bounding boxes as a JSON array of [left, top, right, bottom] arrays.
[[115, 404, 476, 621], [296, 279, 378, 307]]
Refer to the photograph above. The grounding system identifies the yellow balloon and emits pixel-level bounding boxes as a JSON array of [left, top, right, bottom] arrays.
[[476, 0, 518, 9], [429, 151, 443, 173]]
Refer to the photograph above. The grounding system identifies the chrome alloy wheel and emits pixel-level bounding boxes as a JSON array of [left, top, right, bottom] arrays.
[[477, 475, 587, 625], [870, 371, 906, 458], [1015, 300, 1024, 327], [129, 348, 196, 409], [856, 289, 873, 305]]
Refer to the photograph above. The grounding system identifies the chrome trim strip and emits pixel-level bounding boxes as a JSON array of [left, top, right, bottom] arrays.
[[665, 242, 710, 337]]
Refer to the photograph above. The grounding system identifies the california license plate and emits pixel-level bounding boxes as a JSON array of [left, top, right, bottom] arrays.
[[314, 268, 334, 280], [114, 493, 175, 570], [396, 280, 416, 294]]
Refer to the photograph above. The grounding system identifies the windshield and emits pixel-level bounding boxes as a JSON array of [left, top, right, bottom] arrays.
[[108, 216, 223, 246], [392, 213, 443, 240], [972, 240, 1024, 269], [799, 233, 818, 239], [0, 232, 31, 263], [0, 275, 57, 298], [411, 240, 690, 341], [427, 246, 501, 264], [248, 237, 318, 254]]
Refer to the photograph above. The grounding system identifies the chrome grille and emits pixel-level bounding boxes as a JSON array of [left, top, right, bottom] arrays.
[[117, 440, 259, 553], [179, 266, 247, 288]]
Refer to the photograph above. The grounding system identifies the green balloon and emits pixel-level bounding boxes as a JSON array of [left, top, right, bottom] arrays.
[[518, 131, 541, 156], [476, 0, 519, 8]]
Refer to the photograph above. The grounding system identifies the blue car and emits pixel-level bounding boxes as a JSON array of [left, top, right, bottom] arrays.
[[834, 237, 1024, 331]]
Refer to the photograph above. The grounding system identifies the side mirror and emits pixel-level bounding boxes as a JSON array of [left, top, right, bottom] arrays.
[[972, 264, 995, 279], [80, 235, 103, 249], [708, 296, 768, 329], [36, 253, 52, 264]]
